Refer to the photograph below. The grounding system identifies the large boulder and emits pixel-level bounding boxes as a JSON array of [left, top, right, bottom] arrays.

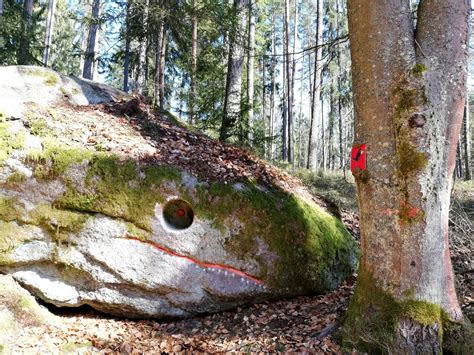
[[0, 66, 358, 318]]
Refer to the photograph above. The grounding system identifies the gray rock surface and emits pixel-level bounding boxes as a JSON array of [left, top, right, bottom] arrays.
[[0, 66, 358, 319]]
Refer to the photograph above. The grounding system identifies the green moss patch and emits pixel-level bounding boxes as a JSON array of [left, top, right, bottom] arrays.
[[412, 63, 428, 78], [19, 67, 60, 86], [28, 204, 88, 243], [340, 270, 457, 353], [0, 122, 24, 164], [58, 155, 180, 231], [22, 139, 356, 291], [0, 197, 24, 222], [187, 183, 357, 292]]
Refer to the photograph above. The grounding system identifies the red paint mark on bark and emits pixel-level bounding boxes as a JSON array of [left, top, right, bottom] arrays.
[[351, 144, 367, 172], [124, 236, 264, 285]]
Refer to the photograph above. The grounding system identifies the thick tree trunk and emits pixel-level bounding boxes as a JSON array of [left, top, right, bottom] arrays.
[[463, 99, 471, 180], [17, 0, 34, 65], [246, 0, 255, 144], [189, 0, 198, 125], [43, 0, 56, 67], [219, 0, 246, 142], [307, 0, 323, 170], [83, 0, 100, 79], [342, 0, 471, 352]]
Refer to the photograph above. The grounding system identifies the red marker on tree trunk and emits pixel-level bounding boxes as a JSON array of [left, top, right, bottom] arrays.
[[350, 144, 366, 172]]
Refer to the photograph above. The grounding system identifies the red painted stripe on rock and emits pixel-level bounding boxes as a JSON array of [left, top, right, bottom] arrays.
[[124, 236, 264, 285]]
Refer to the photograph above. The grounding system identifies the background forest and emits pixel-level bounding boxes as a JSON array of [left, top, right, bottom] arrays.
[[0, 0, 472, 177]]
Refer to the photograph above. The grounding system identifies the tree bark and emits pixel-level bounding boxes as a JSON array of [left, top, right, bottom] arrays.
[[189, 0, 198, 125], [219, 0, 246, 142], [154, 18, 164, 107], [342, 0, 471, 352], [17, 0, 34, 65], [269, 8, 276, 161], [158, 26, 168, 109], [43, 0, 56, 67], [83, 0, 100, 79], [123, 0, 131, 92], [137, 0, 150, 94], [246, 0, 255, 144], [289, 0, 298, 167], [307, 0, 323, 170], [284, 0, 293, 164], [462, 98, 471, 180]]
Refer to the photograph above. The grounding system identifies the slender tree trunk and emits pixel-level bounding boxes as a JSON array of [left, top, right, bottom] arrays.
[[83, 0, 100, 79], [270, 9, 276, 161], [220, 0, 247, 142], [0, 0, 3, 17], [17, 0, 34, 65], [328, 84, 335, 170], [154, 17, 164, 107], [159, 27, 168, 109], [123, 0, 131, 92], [284, 0, 293, 163], [246, 0, 255, 144], [321, 81, 325, 170], [342, 0, 471, 351], [307, 0, 323, 170], [137, 0, 149, 94], [336, 0, 344, 173], [189, 0, 198, 125], [43, 0, 57, 67], [463, 98, 471, 180], [289, 0, 298, 167], [262, 58, 267, 158]]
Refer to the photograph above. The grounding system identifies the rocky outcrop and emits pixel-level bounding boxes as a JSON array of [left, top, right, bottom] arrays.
[[0, 66, 358, 318], [0, 274, 57, 351]]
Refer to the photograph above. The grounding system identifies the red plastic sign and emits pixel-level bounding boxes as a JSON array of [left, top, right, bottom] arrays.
[[351, 144, 367, 172]]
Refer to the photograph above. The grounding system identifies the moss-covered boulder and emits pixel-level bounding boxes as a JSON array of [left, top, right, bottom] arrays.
[[0, 66, 358, 318]]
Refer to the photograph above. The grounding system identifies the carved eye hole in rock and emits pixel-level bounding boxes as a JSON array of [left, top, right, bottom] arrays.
[[162, 199, 194, 230]]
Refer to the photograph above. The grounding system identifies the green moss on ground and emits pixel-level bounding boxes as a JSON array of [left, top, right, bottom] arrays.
[[0, 121, 24, 164]]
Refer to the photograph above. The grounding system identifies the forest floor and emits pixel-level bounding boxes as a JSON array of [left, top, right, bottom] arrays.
[[6, 175, 472, 354]]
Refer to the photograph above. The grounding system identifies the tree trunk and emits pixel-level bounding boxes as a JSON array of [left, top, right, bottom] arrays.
[[262, 58, 267, 158], [463, 98, 471, 180], [137, 0, 150, 94], [342, 0, 471, 352], [123, 0, 131, 92], [336, 0, 344, 172], [158, 27, 168, 109], [220, 0, 246, 142], [269, 9, 276, 161], [307, 0, 323, 170], [83, 0, 100, 79], [189, 0, 198, 125], [289, 0, 298, 167], [284, 0, 293, 164], [246, 0, 255, 144], [17, 0, 34, 65], [154, 18, 164, 107], [43, 0, 56, 67]]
